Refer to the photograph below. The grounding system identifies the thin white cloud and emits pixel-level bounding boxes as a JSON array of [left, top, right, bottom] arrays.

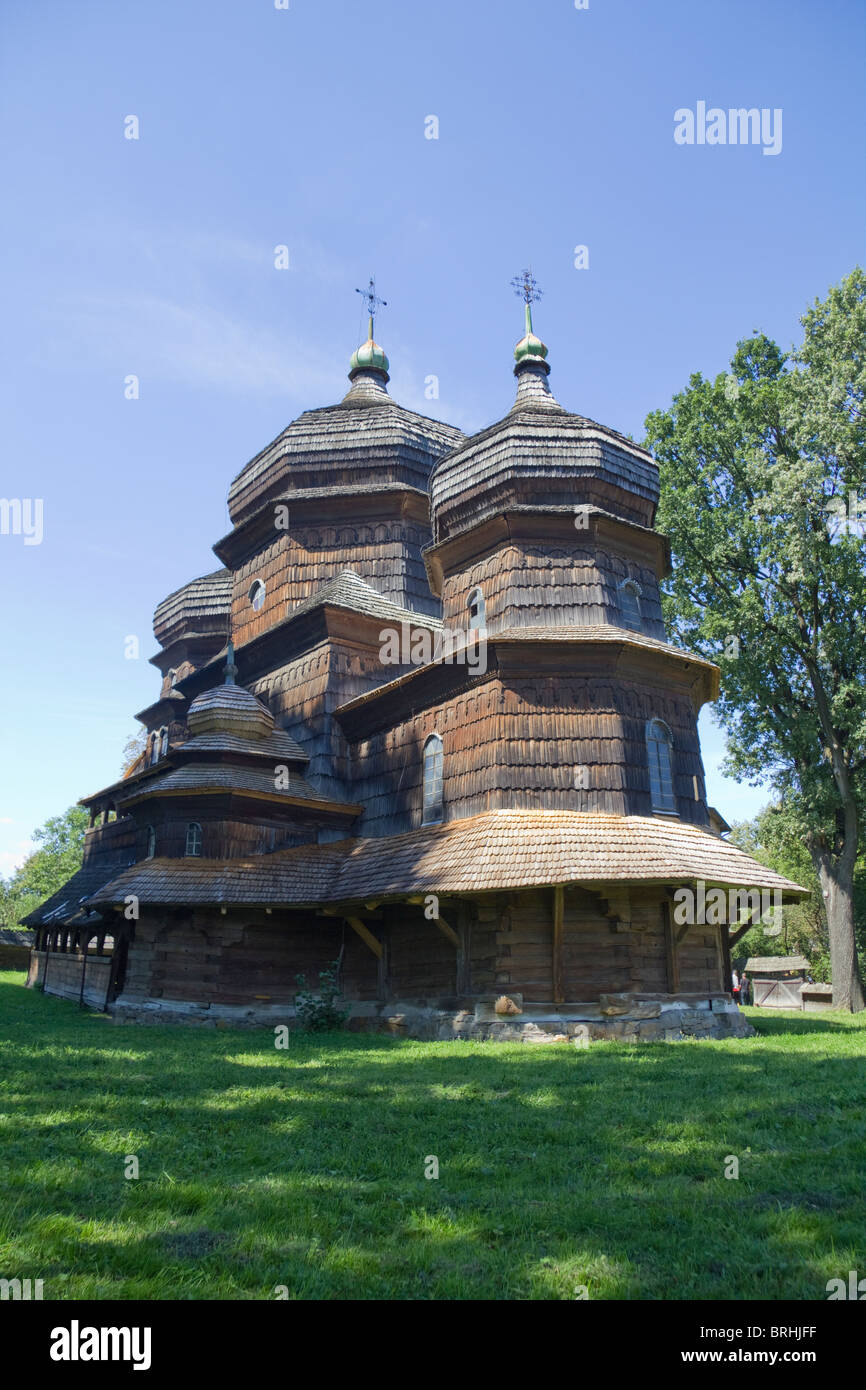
[[45, 292, 340, 400], [0, 840, 34, 874]]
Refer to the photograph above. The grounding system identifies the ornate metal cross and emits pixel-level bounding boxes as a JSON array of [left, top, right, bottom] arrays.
[[511, 268, 543, 305], [356, 277, 387, 337]]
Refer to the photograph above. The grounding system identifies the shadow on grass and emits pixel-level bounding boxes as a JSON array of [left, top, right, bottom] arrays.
[[2, 972, 865, 1299], [745, 1007, 863, 1037]]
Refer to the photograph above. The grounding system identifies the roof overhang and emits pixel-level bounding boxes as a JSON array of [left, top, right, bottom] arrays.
[[424, 507, 671, 595], [213, 485, 431, 568], [334, 629, 720, 738]]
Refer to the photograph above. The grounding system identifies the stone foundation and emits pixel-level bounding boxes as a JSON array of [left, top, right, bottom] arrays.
[[109, 990, 753, 1041]]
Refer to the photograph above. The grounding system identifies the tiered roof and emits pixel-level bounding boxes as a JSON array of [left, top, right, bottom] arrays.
[[88, 809, 807, 910], [226, 370, 464, 525], [153, 569, 232, 647]]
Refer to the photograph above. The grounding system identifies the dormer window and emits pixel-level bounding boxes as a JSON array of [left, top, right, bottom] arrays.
[[185, 822, 203, 857], [618, 579, 642, 631], [646, 719, 676, 813], [249, 579, 266, 611], [145, 825, 156, 859], [422, 734, 444, 825], [467, 586, 486, 631]]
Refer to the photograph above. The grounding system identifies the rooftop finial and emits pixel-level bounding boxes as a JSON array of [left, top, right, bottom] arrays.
[[511, 267, 543, 337], [355, 276, 388, 341], [224, 640, 238, 686], [511, 265, 550, 372], [348, 276, 390, 385]]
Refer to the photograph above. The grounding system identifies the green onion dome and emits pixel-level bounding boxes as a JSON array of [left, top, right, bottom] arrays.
[[514, 331, 549, 363], [349, 316, 390, 381], [514, 300, 548, 364]]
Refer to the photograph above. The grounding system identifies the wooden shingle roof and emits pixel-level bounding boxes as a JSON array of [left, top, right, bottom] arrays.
[[23, 859, 136, 927], [431, 401, 660, 541], [114, 762, 348, 808], [227, 394, 464, 526], [180, 729, 309, 762], [153, 569, 232, 646], [88, 809, 808, 911], [289, 569, 443, 629]]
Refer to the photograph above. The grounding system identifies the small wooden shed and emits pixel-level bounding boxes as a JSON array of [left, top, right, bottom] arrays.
[[745, 955, 810, 1009]]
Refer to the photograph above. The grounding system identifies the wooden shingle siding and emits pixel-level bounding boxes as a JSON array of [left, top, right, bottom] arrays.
[[441, 542, 666, 640], [349, 673, 709, 836], [232, 524, 440, 647]]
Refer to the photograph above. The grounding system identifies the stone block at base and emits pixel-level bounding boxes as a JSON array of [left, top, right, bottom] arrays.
[[106, 990, 753, 1042]]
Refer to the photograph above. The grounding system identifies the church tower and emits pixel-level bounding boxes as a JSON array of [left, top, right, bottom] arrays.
[[423, 272, 712, 825]]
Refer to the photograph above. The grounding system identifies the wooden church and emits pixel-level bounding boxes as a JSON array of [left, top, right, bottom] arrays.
[[25, 280, 806, 1041]]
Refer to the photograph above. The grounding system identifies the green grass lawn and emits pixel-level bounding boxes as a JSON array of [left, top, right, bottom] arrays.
[[1, 969, 864, 1300]]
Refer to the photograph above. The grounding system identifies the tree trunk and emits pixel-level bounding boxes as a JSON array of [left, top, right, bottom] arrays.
[[814, 854, 865, 1013]]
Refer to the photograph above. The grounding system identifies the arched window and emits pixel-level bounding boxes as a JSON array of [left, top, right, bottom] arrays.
[[167, 668, 177, 688], [618, 579, 642, 630], [145, 825, 156, 859], [422, 734, 444, 825], [148, 733, 159, 766], [185, 822, 203, 857], [248, 579, 266, 611], [646, 719, 676, 812], [467, 586, 486, 631]]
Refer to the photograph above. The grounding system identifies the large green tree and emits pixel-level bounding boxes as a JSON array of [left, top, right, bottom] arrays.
[[0, 805, 89, 927], [645, 268, 866, 1011], [727, 801, 866, 981]]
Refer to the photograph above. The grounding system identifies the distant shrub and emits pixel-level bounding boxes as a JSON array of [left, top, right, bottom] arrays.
[[294, 962, 349, 1032]]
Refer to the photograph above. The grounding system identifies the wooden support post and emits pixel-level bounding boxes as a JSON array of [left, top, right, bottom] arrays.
[[79, 945, 88, 1008], [455, 902, 470, 996], [345, 916, 382, 958], [552, 884, 565, 1005], [716, 926, 727, 992], [720, 923, 733, 995], [432, 914, 460, 948], [377, 925, 391, 1001], [662, 901, 679, 993]]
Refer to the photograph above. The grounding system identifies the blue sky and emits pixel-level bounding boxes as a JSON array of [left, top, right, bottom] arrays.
[[1, 0, 864, 872]]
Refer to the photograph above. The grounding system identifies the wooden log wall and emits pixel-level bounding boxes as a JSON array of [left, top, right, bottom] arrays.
[[115, 889, 725, 1014], [350, 673, 709, 836], [82, 816, 138, 867], [441, 542, 666, 640], [675, 924, 726, 993], [120, 910, 380, 1007], [136, 815, 318, 863], [380, 904, 458, 999], [28, 950, 113, 1008]]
